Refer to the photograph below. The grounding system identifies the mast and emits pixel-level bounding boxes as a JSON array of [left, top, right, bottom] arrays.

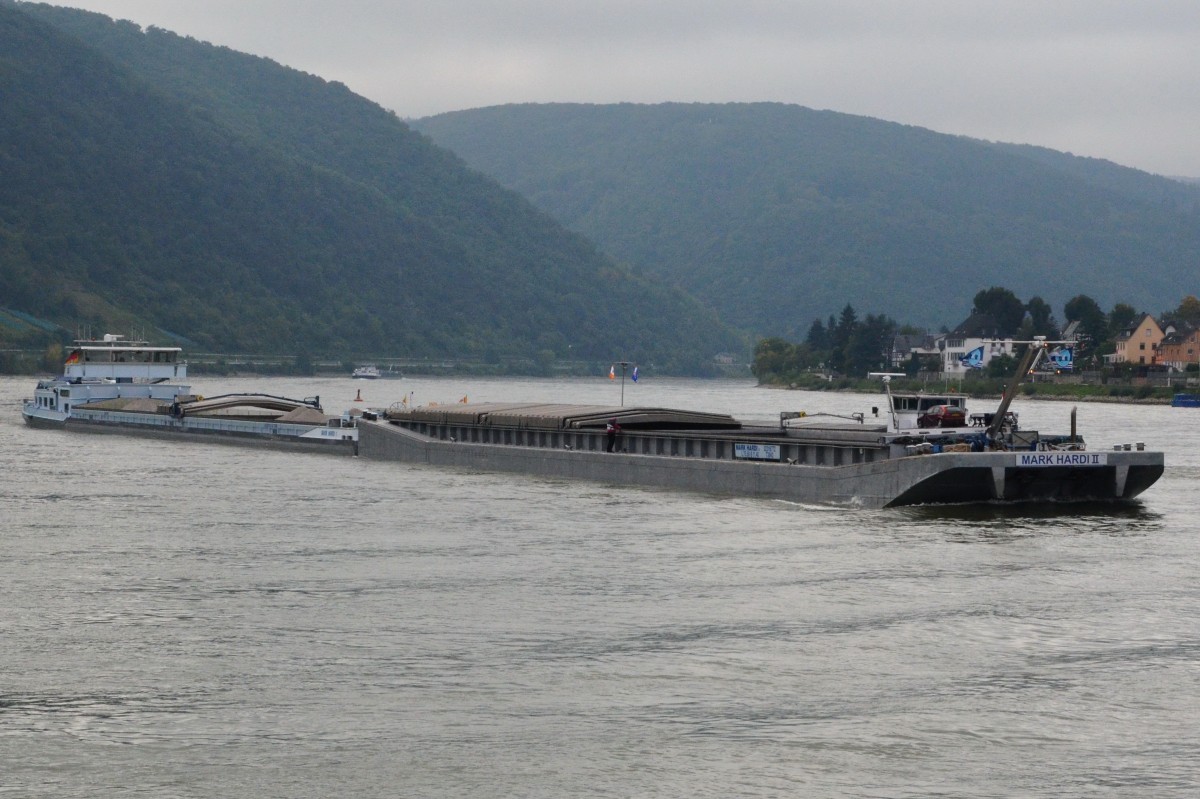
[[868, 372, 906, 430], [985, 337, 1048, 440]]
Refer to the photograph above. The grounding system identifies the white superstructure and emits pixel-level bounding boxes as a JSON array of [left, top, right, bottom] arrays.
[[63, 333, 186, 383], [24, 335, 191, 423]]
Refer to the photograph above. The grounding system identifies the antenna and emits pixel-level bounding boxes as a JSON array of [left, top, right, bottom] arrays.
[[868, 372, 905, 429]]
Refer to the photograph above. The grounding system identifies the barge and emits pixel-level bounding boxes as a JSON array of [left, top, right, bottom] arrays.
[[23, 335, 358, 454], [358, 401, 1161, 508], [359, 343, 1164, 508]]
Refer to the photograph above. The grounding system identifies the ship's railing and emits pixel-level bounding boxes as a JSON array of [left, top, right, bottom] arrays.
[[73, 409, 326, 439], [386, 419, 887, 468], [65, 363, 186, 382]]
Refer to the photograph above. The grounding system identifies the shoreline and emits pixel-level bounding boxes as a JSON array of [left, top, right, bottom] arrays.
[[758, 381, 1186, 405]]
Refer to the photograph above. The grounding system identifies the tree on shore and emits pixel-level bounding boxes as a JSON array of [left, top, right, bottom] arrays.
[[1168, 295, 1200, 324], [754, 288, 1199, 384], [1064, 294, 1106, 345], [972, 287, 1025, 336], [1108, 303, 1139, 338]]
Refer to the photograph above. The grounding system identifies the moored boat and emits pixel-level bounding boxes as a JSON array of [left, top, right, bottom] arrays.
[[352, 365, 381, 379], [1172, 393, 1200, 407]]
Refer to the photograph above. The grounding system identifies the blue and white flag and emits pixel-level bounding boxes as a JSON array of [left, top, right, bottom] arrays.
[[631, 366, 639, 382], [1049, 347, 1073, 371], [959, 346, 985, 369]]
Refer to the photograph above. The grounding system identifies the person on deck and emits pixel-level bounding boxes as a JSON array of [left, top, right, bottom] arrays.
[[606, 418, 621, 452]]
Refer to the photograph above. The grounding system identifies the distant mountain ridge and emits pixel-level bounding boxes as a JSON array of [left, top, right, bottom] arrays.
[[0, 3, 741, 369], [414, 102, 1200, 337]]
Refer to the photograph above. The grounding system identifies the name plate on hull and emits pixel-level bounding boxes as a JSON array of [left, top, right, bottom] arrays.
[[1016, 452, 1108, 467], [735, 443, 781, 461]]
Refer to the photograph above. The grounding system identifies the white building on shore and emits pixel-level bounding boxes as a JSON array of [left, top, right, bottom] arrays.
[[937, 313, 1016, 377]]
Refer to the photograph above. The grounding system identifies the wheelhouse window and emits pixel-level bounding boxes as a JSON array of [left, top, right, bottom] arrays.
[[82, 348, 177, 363]]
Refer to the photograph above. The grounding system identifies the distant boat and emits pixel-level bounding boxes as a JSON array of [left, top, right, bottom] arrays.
[[352, 365, 381, 380], [1172, 393, 1200, 407]]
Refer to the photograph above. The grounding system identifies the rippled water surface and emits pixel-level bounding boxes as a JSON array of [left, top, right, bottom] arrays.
[[2, 375, 1198, 797]]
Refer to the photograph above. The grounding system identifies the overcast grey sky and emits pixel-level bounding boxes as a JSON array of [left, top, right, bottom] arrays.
[[56, 0, 1200, 176]]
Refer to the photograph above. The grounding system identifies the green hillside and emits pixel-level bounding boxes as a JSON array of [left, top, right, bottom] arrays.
[[413, 102, 1200, 338], [0, 3, 742, 371]]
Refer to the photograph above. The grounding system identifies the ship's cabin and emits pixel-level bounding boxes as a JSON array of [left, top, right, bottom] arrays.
[[888, 393, 969, 431], [31, 382, 67, 413], [64, 335, 186, 383]]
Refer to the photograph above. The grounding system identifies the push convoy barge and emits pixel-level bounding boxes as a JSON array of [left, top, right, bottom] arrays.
[[21, 336, 1165, 506], [359, 343, 1163, 508], [358, 401, 1161, 508], [22, 335, 358, 453]]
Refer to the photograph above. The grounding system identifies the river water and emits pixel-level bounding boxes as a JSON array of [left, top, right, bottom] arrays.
[[2, 374, 1197, 798]]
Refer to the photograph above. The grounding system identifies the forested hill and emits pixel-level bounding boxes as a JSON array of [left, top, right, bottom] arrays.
[[414, 102, 1200, 337], [0, 4, 740, 370]]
